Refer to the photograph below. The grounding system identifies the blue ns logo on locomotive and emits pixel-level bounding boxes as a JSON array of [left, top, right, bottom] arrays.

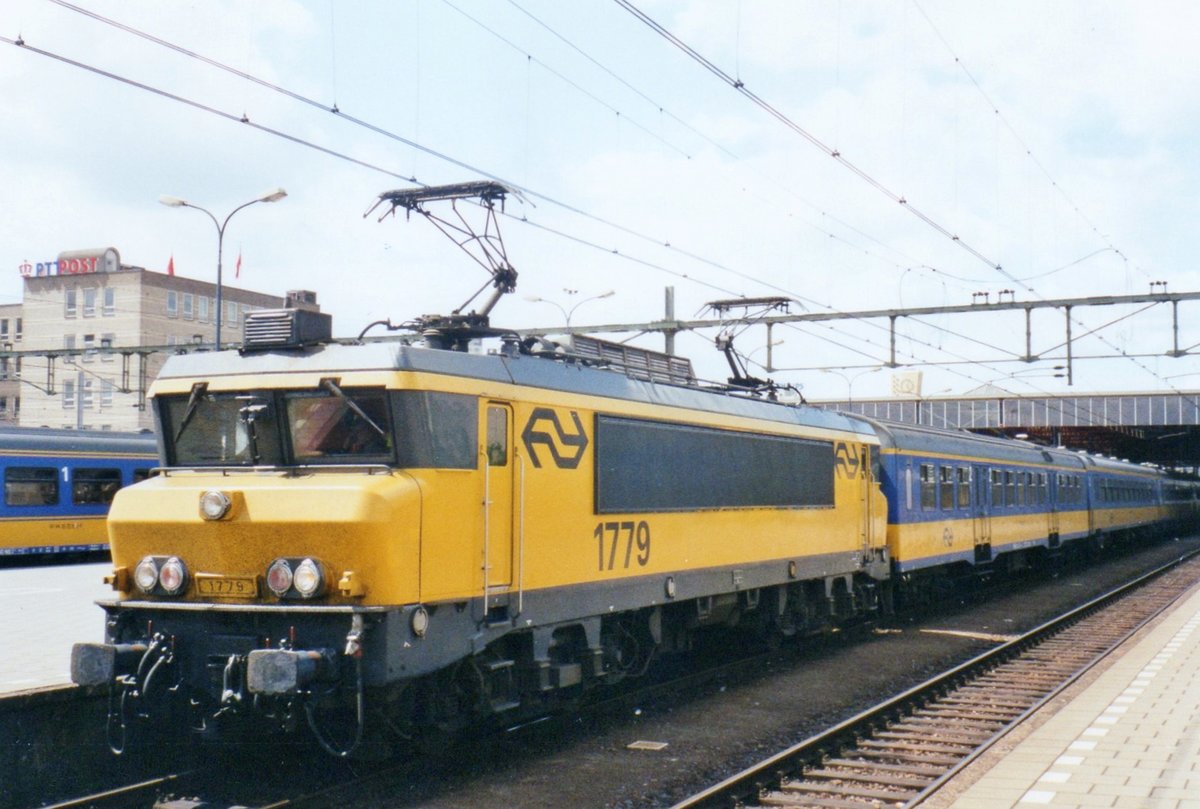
[[521, 408, 589, 469], [833, 441, 868, 479]]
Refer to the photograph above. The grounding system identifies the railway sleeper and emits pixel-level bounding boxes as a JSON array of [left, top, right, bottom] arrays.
[[803, 767, 935, 788], [904, 713, 1006, 730], [912, 707, 1015, 723], [757, 792, 874, 809], [823, 757, 946, 777], [779, 778, 920, 801], [853, 747, 962, 766], [859, 738, 975, 756], [938, 694, 1038, 710], [883, 724, 984, 744], [883, 725, 992, 744]]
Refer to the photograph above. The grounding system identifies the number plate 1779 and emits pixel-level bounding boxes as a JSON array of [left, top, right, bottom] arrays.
[[195, 574, 259, 598]]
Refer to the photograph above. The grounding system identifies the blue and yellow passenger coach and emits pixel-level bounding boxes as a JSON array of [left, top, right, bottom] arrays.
[[867, 419, 1178, 595], [0, 427, 156, 560], [73, 312, 891, 753]]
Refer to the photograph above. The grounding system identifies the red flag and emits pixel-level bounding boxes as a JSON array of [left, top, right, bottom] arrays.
[[167, 255, 175, 276], [235, 250, 242, 279]]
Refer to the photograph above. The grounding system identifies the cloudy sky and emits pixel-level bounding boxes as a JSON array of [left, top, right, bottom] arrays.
[[3, 0, 1198, 399]]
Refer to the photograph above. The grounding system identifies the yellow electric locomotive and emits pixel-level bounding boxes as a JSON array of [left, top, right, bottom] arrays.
[[72, 307, 889, 754]]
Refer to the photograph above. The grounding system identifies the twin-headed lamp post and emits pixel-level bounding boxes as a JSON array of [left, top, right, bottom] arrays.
[[159, 188, 287, 349]]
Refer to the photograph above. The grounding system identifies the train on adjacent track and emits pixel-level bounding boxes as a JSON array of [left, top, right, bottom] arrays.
[[70, 307, 1200, 756], [70, 183, 1200, 757], [0, 427, 157, 561]]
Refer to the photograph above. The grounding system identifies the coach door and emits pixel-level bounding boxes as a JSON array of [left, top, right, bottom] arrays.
[[972, 464, 992, 563], [482, 402, 515, 593]]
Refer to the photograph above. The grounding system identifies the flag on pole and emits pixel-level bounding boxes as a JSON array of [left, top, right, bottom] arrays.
[[167, 255, 175, 276], [235, 250, 242, 279]]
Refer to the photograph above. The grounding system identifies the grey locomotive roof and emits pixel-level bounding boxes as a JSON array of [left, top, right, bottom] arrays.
[[0, 426, 157, 455], [157, 341, 875, 437]]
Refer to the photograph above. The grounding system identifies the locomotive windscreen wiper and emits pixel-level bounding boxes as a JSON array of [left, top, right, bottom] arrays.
[[319, 378, 387, 438], [173, 382, 209, 443]]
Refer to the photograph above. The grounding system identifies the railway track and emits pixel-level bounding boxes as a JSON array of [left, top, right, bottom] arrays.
[[674, 549, 1200, 809]]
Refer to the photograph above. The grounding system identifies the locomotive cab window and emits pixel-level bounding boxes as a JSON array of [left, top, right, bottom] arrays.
[[5, 467, 59, 506], [73, 468, 122, 505], [287, 386, 392, 463], [161, 388, 284, 467]]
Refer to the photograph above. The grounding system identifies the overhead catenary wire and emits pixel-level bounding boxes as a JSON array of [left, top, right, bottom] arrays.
[[7, 12, 1191, 402]]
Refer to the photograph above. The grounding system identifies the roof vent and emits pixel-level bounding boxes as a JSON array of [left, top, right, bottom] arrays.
[[242, 309, 332, 351]]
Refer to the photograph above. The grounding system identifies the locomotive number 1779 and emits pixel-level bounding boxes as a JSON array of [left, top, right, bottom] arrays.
[[593, 520, 651, 571]]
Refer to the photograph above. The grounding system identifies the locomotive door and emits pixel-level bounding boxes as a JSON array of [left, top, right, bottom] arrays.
[[972, 464, 992, 563], [482, 402, 515, 590]]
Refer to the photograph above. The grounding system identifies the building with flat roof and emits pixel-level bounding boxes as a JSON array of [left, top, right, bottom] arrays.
[[7, 247, 319, 432]]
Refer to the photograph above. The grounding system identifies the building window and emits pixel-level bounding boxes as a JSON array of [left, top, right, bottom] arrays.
[[63, 379, 75, 409], [101, 333, 115, 362], [65, 288, 78, 317], [15, 318, 22, 341], [103, 287, 116, 316], [227, 301, 239, 326], [82, 334, 96, 363], [83, 288, 97, 317], [0, 319, 7, 340], [0, 358, 7, 380], [81, 377, 94, 409], [100, 379, 114, 408], [0, 396, 6, 415], [198, 296, 209, 323], [183, 293, 194, 320], [167, 291, 178, 317], [64, 334, 77, 353]]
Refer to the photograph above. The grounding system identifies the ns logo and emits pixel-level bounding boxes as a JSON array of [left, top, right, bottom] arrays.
[[521, 408, 589, 469], [833, 442, 869, 479]]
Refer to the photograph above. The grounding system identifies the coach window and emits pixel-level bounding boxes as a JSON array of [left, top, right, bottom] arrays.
[[1014, 471, 1024, 506], [991, 468, 1004, 507], [939, 465, 954, 510], [957, 467, 971, 508], [5, 467, 59, 506], [73, 468, 122, 505], [486, 406, 508, 466], [1005, 470, 1016, 507]]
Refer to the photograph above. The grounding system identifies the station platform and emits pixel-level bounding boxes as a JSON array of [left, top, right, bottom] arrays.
[[938, 582, 1200, 808], [0, 561, 110, 694]]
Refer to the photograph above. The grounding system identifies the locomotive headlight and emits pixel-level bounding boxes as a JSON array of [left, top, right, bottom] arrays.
[[199, 490, 233, 521], [134, 557, 159, 594], [158, 557, 188, 595], [292, 558, 325, 598], [266, 559, 293, 597]]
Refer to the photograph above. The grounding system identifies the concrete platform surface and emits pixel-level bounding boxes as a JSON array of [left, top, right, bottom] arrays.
[[945, 583, 1200, 808], [0, 562, 110, 694]]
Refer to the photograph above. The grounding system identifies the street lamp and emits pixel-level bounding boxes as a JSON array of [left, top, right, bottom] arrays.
[[159, 188, 287, 348], [526, 289, 615, 329], [821, 367, 881, 405]]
